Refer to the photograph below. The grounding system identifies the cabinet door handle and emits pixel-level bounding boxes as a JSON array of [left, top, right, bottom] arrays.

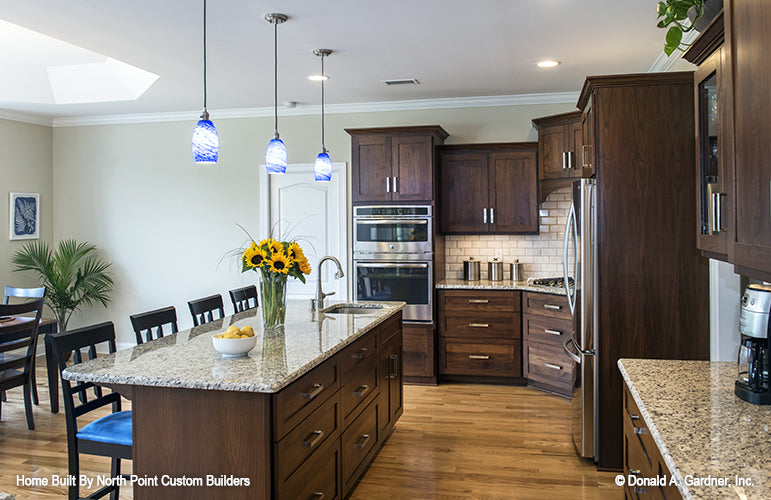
[[634, 427, 647, 435], [393, 176, 398, 192], [629, 469, 641, 475], [468, 299, 489, 304], [490, 207, 494, 224], [544, 304, 562, 310], [562, 151, 567, 170], [544, 329, 562, 336], [386, 177, 391, 193], [581, 145, 589, 167], [311, 493, 325, 500], [634, 487, 648, 495], [353, 384, 370, 397], [469, 354, 490, 360], [302, 430, 325, 448], [300, 383, 324, 400], [352, 347, 369, 359], [544, 362, 563, 370], [468, 323, 489, 328], [389, 354, 399, 378], [483, 208, 487, 224], [354, 434, 371, 449]]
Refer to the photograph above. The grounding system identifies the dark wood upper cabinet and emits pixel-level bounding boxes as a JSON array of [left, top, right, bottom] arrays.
[[533, 111, 584, 201], [346, 126, 448, 204], [725, 0, 771, 280], [684, 13, 733, 262], [438, 143, 538, 234]]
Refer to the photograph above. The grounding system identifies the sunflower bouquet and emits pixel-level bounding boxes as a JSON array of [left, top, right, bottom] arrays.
[[242, 238, 312, 328]]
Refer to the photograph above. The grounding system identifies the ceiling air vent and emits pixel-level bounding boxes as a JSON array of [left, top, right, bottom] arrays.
[[381, 78, 420, 86]]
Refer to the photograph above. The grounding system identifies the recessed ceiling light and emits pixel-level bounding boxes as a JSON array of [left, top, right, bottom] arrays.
[[308, 75, 329, 81], [537, 60, 561, 68]]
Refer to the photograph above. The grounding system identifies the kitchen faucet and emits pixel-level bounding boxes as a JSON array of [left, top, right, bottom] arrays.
[[311, 256, 345, 311]]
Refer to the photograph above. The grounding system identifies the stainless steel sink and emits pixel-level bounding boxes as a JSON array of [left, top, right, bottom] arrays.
[[322, 303, 385, 315]]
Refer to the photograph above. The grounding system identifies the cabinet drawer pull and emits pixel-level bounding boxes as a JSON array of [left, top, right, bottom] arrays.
[[352, 347, 369, 359], [300, 383, 324, 400], [544, 328, 562, 336], [634, 427, 647, 435], [468, 323, 489, 328], [634, 487, 648, 495], [629, 469, 641, 475], [630, 414, 640, 420], [302, 430, 325, 448], [544, 304, 562, 310], [544, 362, 563, 370], [353, 384, 370, 397], [468, 299, 489, 304], [354, 434, 371, 449], [311, 493, 324, 500], [469, 354, 490, 360]]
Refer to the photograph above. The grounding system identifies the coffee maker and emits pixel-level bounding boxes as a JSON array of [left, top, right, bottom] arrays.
[[735, 284, 771, 404]]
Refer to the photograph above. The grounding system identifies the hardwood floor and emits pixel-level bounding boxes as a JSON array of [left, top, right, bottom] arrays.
[[0, 360, 620, 499]]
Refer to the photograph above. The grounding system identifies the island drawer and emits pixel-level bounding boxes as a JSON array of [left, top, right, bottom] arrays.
[[274, 392, 342, 484], [523, 292, 570, 320], [440, 313, 520, 338], [341, 356, 378, 427], [341, 330, 378, 374], [523, 314, 571, 348], [523, 341, 573, 395], [437, 337, 520, 377], [342, 397, 380, 498], [276, 436, 341, 500], [438, 289, 520, 313], [273, 359, 340, 441]]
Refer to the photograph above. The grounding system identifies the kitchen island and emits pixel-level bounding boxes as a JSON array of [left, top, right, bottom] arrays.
[[618, 359, 771, 500], [64, 300, 405, 500]]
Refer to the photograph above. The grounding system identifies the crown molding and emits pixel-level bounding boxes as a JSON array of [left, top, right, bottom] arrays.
[[0, 109, 54, 127], [51, 91, 581, 128], [648, 30, 700, 73]]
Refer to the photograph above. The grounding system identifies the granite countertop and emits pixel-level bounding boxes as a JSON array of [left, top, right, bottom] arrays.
[[63, 300, 404, 394], [618, 359, 771, 500], [436, 278, 568, 296]]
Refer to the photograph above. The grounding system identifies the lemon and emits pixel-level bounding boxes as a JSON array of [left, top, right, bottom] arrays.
[[225, 325, 241, 335], [240, 325, 254, 337]]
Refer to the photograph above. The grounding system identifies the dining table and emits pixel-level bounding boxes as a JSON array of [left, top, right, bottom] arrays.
[[0, 315, 59, 412]]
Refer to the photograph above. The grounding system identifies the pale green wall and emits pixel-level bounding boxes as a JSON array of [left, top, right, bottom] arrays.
[[51, 102, 575, 345], [0, 119, 53, 296]]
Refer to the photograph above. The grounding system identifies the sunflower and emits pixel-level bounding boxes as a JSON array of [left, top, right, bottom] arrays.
[[243, 246, 267, 269], [298, 257, 312, 275], [267, 253, 291, 274], [287, 242, 305, 262], [268, 240, 284, 256]]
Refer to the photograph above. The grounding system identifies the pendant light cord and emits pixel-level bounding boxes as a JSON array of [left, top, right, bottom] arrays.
[[202, 0, 208, 113], [273, 18, 278, 135], [321, 54, 325, 150]]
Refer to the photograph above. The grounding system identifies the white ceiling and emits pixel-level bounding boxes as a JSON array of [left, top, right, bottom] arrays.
[[0, 0, 682, 123]]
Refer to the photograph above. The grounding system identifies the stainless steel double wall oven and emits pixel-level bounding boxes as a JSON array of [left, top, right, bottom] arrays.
[[353, 205, 433, 322]]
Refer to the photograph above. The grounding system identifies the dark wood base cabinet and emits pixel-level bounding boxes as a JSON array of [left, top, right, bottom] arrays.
[[132, 312, 403, 499], [522, 292, 574, 397], [623, 382, 681, 500], [402, 321, 436, 384], [437, 289, 523, 383]]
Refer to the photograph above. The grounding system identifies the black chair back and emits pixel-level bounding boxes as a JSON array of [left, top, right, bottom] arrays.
[[0, 298, 44, 429], [188, 294, 225, 326], [130, 306, 178, 344], [229, 285, 259, 314], [3, 285, 45, 304]]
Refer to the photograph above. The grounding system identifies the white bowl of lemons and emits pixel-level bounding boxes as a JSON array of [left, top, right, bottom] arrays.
[[212, 325, 257, 358]]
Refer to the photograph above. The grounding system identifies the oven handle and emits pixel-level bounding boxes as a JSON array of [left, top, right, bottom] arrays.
[[355, 262, 430, 269], [354, 219, 428, 225]]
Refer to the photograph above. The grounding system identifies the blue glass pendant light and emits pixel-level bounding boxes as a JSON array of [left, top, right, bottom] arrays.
[[192, 0, 218, 164], [265, 13, 288, 174], [313, 49, 333, 182]]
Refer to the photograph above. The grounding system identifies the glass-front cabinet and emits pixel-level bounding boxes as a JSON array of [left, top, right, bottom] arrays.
[[694, 45, 732, 260]]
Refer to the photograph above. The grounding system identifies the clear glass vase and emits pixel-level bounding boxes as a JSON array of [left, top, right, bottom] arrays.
[[260, 272, 288, 329]]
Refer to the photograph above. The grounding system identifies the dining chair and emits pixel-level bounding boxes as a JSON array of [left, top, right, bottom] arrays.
[[188, 294, 225, 326], [228, 285, 259, 314], [2, 286, 46, 406], [0, 298, 44, 430], [49, 321, 132, 500], [129, 306, 178, 344]]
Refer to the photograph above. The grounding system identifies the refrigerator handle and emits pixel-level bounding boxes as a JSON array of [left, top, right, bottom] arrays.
[[563, 334, 581, 363], [563, 202, 577, 314]]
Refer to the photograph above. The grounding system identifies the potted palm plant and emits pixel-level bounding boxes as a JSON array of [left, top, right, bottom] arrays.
[[12, 239, 114, 331], [657, 0, 723, 56]]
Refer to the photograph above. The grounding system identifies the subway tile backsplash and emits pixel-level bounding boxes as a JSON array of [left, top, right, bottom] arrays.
[[444, 186, 571, 280]]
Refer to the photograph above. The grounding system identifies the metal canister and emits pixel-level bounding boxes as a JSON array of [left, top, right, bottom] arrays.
[[463, 257, 481, 281], [509, 260, 524, 282], [488, 258, 504, 281]]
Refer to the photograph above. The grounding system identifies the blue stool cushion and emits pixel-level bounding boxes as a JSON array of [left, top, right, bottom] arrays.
[[77, 410, 132, 446]]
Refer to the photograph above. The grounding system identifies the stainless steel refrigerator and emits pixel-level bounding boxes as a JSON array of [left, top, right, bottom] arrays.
[[562, 178, 597, 461]]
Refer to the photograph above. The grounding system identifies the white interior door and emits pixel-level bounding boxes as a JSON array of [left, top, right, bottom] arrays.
[[260, 163, 347, 300]]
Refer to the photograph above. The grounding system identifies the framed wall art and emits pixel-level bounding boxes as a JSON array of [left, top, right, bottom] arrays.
[[9, 192, 40, 240]]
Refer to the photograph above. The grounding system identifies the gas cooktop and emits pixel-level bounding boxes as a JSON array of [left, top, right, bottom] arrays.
[[528, 277, 574, 289]]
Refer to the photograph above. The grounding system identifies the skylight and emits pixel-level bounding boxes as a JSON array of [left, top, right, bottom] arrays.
[[0, 19, 158, 105]]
